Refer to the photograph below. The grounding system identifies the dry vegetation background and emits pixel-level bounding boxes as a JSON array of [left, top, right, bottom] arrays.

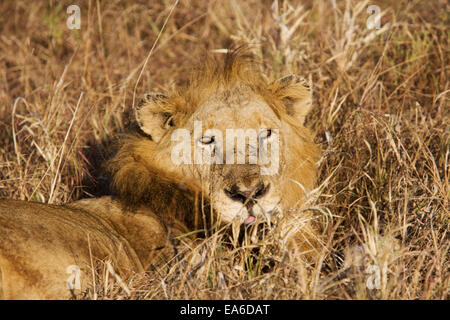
[[0, 0, 448, 299]]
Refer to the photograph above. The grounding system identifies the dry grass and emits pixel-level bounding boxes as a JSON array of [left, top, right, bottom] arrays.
[[0, 0, 448, 299]]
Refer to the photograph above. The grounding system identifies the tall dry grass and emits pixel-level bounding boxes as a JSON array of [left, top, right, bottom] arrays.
[[0, 0, 448, 299]]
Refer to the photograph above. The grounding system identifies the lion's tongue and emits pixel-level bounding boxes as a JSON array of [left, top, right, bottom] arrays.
[[244, 216, 256, 225]]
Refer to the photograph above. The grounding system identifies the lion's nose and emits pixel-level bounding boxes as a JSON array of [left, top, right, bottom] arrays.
[[224, 182, 270, 206]]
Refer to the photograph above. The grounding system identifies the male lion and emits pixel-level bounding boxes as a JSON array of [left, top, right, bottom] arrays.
[[0, 49, 320, 299]]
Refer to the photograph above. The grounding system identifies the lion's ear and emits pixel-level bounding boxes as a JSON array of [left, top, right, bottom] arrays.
[[269, 75, 312, 124], [135, 93, 173, 142]]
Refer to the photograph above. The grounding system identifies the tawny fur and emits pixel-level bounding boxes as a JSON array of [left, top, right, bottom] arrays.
[[0, 197, 185, 299], [0, 49, 320, 299]]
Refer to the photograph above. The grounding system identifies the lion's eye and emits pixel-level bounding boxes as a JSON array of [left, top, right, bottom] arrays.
[[163, 114, 175, 128], [259, 129, 272, 139], [199, 136, 215, 145]]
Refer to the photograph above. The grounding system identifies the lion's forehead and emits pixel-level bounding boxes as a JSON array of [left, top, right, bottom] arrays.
[[189, 96, 280, 131]]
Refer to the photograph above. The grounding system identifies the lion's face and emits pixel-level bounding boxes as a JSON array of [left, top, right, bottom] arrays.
[[177, 85, 284, 225], [132, 68, 318, 228]]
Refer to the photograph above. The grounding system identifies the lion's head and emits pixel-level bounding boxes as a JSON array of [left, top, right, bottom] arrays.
[[108, 49, 320, 230]]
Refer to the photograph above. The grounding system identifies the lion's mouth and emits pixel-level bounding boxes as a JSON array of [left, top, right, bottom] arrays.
[[244, 215, 256, 225], [243, 207, 280, 226]]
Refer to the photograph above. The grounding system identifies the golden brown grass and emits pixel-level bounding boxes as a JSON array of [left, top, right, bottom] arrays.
[[0, 0, 448, 299]]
